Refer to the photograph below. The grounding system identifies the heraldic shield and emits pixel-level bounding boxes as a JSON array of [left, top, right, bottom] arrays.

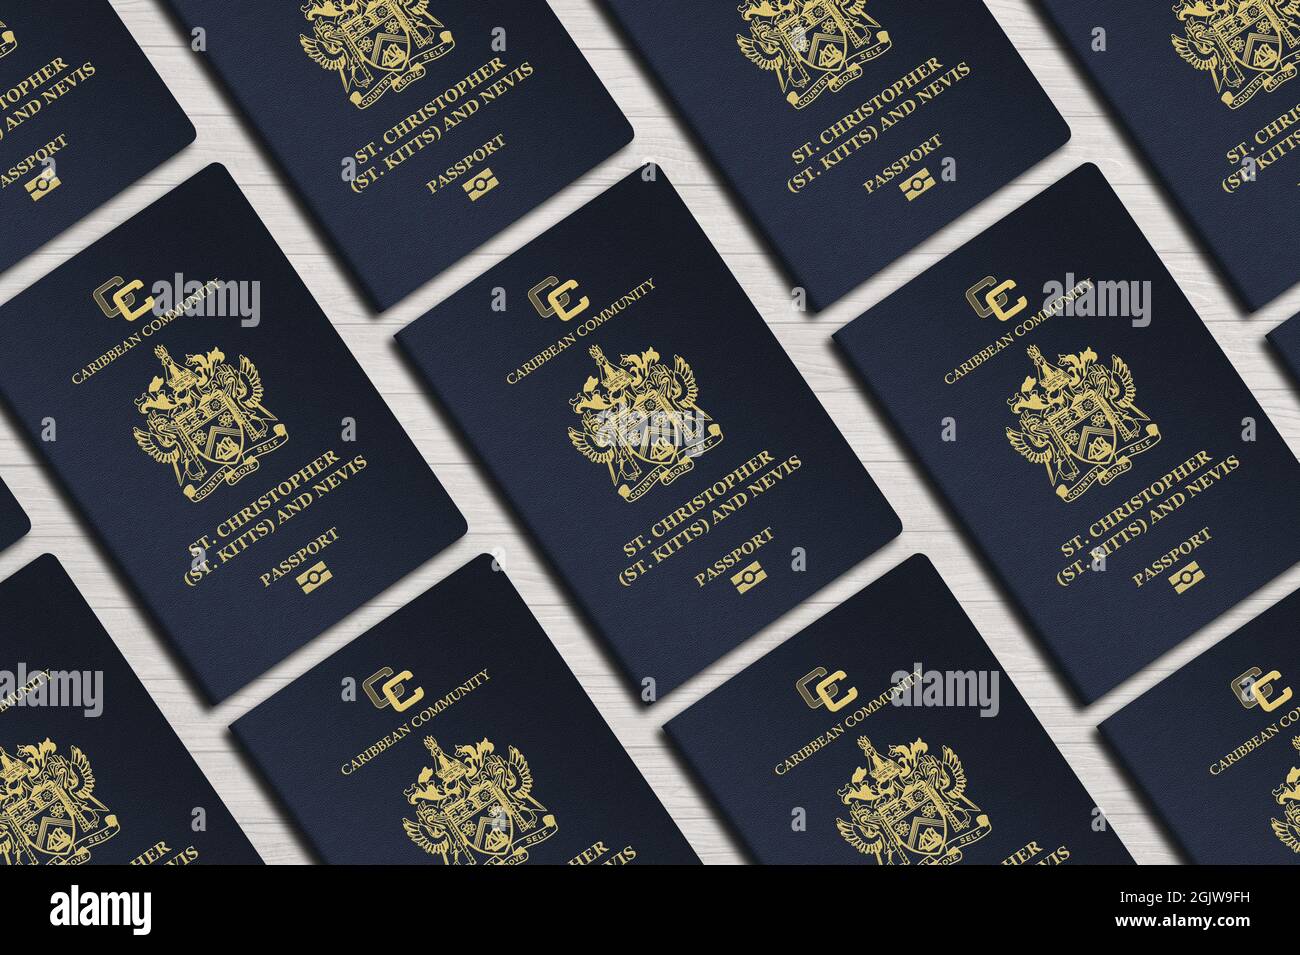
[[737, 0, 893, 109], [568, 346, 724, 503], [402, 737, 558, 865], [1270, 737, 1300, 853], [0, 740, 120, 866], [299, 0, 456, 109], [836, 737, 991, 865], [133, 346, 289, 503], [1006, 346, 1161, 503], [1172, 0, 1300, 108]]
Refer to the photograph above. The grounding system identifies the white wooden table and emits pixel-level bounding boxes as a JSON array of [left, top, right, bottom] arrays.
[[2, 0, 1296, 864]]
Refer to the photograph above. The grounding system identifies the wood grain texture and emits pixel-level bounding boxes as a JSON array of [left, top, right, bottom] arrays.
[[1, 0, 1297, 864]]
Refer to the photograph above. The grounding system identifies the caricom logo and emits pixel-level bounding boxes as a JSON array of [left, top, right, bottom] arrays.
[[796, 667, 859, 713], [529, 277, 589, 322], [93, 277, 155, 323], [966, 276, 1027, 323], [1232, 667, 1293, 713], [363, 667, 425, 713]]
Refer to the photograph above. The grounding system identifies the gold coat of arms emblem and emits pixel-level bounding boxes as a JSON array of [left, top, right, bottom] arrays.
[[133, 346, 288, 503], [1270, 737, 1300, 852], [737, 0, 892, 108], [568, 346, 724, 502], [402, 737, 558, 865], [299, 0, 455, 109], [1006, 346, 1161, 503], [836, 736, 992, 865], [0, 740, 119, 866], [1171, 0, 1300, 107]]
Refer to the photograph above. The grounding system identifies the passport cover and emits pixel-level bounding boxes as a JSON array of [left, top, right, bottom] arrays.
[[666, 555, 1133, 865], [0, 476, 29, 555], [605, 0, 1069, 311], [166, 0, 632, 311], [1103, 585, 1300, 864], [0, 0, 194, 274], [1267, 312, 1300, 381], [1040, 1, 1300, 310], [836, 164, 1300, 703], [397, 167, 902, 700], [0, 555, 261, 865], [233, 555, 700, 865], [0, 164, 467, 703]]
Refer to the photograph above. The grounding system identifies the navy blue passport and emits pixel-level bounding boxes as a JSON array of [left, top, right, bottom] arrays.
[[0, 1, 194, 274], [166, 0, 631, 311], [398, 167, 901, 700], [667, 555, 1133, 865], [0, 555, 260, 865], [0, 164, 466, 703], [233, 556, 699, 865], [1040, 1, 1300, 309], [1268, 313, 1300, 381], [836, 164, 1300, 703], [1103, 586, 1300, 864], [0, 476, 29, 555], [605, 0, 1069, 312]]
